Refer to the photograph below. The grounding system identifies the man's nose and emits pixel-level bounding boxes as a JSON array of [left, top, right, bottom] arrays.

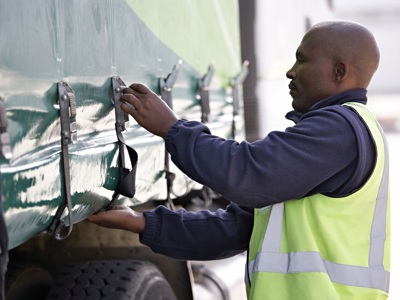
[[286, 68, 295, 79]]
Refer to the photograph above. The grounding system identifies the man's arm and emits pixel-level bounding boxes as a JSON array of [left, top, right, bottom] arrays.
[[164, 108, 373, 207], [140, 202, 254, 260], [87, 205, 145, 233], [88, 203, 254, 261], [119, 84, 374, 208]]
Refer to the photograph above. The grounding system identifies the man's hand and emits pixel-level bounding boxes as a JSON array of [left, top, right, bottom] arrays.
[[86, 205, 145, 234], [120, 83, 179, 138]]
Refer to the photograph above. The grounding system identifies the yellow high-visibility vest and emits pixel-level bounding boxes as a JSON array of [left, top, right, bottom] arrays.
[[246, 103, 391, 300]]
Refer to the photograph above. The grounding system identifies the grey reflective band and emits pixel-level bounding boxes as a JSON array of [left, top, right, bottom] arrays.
[[247, 251, 390, 292], [246, 105, 390, 293], [369, 121, 389, 269], [261, 202, 283, 253]]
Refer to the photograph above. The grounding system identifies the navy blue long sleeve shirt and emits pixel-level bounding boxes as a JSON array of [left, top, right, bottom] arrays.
[[140, 89, 376, 260]]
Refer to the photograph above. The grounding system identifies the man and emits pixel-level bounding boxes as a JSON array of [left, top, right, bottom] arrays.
[[88, 20, 390, 299]]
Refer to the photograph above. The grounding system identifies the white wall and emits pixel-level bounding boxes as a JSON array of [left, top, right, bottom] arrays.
[[334, 0, 400, 93], [254, 0, 400, 135], [255, 0, 334, 134], [253, 2, 398, 299]]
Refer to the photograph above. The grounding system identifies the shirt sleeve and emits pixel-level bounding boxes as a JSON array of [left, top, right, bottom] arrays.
[[164, 106, 375, 208], [140, 202, 254, 260]]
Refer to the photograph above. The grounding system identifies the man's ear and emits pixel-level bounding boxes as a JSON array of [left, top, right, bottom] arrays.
[[333, 61, 348, 82]]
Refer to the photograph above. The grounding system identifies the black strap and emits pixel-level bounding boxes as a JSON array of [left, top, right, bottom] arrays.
[[106, 77, 139, 209], [114, 126, 138, 198], [105, 124, 138, 210]]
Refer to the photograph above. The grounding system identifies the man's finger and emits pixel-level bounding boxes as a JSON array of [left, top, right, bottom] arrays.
[[87, 213, 102, 222], [122, 87, 135, 95], [129, 83, 150, 94], [120, 94, 141, 110]]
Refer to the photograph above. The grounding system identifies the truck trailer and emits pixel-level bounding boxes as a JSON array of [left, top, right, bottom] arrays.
[[0, 0, 333, 299]]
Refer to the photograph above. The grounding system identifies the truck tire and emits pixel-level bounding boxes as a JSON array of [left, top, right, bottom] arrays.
[[46, 260, 177, 300], [5, 263, 53, 300]]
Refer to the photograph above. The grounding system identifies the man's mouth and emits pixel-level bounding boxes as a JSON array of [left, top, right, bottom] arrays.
[[288, 83, 297, 97]]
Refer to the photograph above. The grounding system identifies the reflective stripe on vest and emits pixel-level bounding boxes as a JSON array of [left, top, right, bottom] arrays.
[[246, 103, 390, 293]]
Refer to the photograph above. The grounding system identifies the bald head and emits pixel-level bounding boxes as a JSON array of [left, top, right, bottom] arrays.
[[305, 20, 380, 88]]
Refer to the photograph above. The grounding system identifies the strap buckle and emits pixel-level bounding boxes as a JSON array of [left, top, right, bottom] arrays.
[[112, 76, 129, 132], [230, 60, 249, 116], [159, 60, 182, 109], [197, 64, 214, 123], [57, 81, 77, 145], [48, 81, 77, 240], [159, 62, 183, 210]]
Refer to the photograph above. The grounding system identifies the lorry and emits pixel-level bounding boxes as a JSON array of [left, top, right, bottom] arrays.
[[0, 1, 248, 299], [0, 0, 333, 299]]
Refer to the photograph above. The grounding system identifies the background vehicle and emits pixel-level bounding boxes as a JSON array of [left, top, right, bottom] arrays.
[[0, 0, 337, 299]]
